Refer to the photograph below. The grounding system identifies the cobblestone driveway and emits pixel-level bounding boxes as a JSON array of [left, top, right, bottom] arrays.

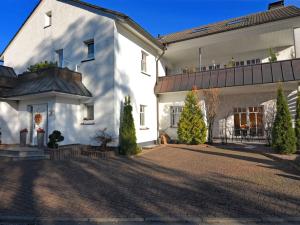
[[0, 144, 299, 219]]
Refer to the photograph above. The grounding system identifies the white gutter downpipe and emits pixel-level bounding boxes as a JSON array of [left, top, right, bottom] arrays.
[[155, 47, 166, 144]]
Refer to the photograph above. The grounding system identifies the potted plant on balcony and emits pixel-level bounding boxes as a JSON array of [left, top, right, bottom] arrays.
[[20, 128, 28, 147], [37, 128, 45, 148]]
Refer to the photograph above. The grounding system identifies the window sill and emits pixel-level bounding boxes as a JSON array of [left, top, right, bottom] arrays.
[[141, 71, 151, 76], [81, 58, 95, 63], [81, 120, 95, 125], [140, 127, 149, 130], [44, 25, 51, 29]]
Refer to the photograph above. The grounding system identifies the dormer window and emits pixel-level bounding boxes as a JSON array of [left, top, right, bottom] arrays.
[[44, 11, 52, 28]]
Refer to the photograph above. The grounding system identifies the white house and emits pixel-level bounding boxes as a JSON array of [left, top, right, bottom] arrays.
[[0, 0, 300, 147]]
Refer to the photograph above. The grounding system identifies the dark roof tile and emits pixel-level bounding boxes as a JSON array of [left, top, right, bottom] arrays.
[[159, 6, 300, 44]]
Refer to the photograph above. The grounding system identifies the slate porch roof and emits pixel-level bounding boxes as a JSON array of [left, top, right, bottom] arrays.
[[155, 58, 300, 94], [159, 5, 300, 44], [0, 67, 92, 98]]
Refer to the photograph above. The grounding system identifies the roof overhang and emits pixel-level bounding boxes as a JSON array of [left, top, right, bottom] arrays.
[[4, 91, 92, 101]]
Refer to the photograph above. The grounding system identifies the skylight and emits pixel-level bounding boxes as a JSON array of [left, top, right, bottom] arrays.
[[226, 18, 248, 26], [191, 27, 210, 33]]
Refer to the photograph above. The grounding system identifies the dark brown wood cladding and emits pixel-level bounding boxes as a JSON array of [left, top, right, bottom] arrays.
[[155, 59, 300, 93]]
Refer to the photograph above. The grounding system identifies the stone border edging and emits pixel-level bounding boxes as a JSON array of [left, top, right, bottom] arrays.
[[261, 152, 300, 171], [1, 216, 300, 224]]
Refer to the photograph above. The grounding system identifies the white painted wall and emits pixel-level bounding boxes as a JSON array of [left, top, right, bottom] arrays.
[[2, 0, 117, 145], [0, 101, 19, 144], [294, 27, 300, 58], [114, 23, 164, 145], [167, 46, 295, 75], [158, 83, 299, 140]]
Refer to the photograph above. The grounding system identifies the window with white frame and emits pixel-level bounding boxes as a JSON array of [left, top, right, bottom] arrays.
[[170, 106, 183, 127], [56, 49, 63, 67], [140, 105, 146, 127], [84, 39, 95, 60], [141, 51, 148, 73], [83, 104, 94, 120], [44, 11, 52, 27]]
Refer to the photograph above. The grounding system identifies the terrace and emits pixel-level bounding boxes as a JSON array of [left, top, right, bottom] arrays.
[[155, 58, 300, 93]]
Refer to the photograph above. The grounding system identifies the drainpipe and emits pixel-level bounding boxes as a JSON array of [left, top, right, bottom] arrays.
[[155, 45, 166, 144]]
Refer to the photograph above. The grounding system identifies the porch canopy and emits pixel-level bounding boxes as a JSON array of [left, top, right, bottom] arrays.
[[155, 58, 300, 94], [0, 67, 92, 99]]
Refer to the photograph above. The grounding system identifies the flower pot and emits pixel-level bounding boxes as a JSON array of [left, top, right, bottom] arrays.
[[37, 132, 45, 148], [20, 132, 28, 147]]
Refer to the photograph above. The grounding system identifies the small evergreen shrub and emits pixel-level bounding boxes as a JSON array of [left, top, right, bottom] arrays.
[[295, 91, 300, 150], [47, 130, 64, 149], [272, 86, 296, 154], [177, 90, 207, 145], [268, 48, 277, 63], [119, 96, 141, 155], [27, 61, 57, 72]]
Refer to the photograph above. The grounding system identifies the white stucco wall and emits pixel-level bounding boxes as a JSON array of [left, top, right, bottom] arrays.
[[294, 27, 300, 58], [114, 24, 164, 145], [168, 46, 295, 74], [158, 83, 299, 140], [2, 0, 118, 145], [0, 101, 19, 144]]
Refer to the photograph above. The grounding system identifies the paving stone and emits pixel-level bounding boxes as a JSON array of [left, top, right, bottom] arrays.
[[0, 144, 299, 220]]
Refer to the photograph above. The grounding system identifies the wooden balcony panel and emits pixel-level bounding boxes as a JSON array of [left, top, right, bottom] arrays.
[[262, 63, 273, 83], [226, 68, 235, 87], [252, 65, 263, 84], [217, 69, 226, 88], [159, 77, 170, 93], [173, 75, 182, 92], [155, 79, 163, 93], [187, 74, 196, 90], [166, 76, 176, 92], [292, 58, 300, 80], [271, 62, 283, 82], [194, 73, 203, 89], [155, 59, 300, 94], [179, 74, 189, 91], [235, 67, 244, 86], [202, 71, 211, 89], [281, 60, 294, 81], [210, 70, 219, 88]]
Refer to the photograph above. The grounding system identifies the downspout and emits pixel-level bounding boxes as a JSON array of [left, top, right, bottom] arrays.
[[155, 45, 166, 144]]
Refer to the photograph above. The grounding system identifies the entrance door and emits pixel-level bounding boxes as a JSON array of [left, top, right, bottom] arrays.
[[30, 104, 48, 146]]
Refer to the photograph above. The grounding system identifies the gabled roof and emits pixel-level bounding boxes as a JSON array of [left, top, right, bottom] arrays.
[[159, 5, 300, 44], [0, 0, 163, 57], [0, 67, 92, 98]]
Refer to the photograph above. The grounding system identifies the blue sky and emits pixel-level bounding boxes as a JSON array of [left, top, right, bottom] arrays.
[[1, 0, 300, 53]]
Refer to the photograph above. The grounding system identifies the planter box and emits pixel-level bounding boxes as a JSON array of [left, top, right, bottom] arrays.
[[20, 132, 28, 147], [37, 132, 45, 148]]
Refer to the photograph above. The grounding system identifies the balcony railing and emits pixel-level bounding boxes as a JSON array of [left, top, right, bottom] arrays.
[[155, 58, 300, 93]]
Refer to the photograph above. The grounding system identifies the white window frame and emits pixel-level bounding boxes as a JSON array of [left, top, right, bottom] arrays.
[[141, 51, 148, 73], [44, 11, 52, 28], [140, 105, 146, 127], [170, 106, 183, 128], [56, 49, 64, 68], [84, 39, 95, 60], [83, 103, 94, 121]]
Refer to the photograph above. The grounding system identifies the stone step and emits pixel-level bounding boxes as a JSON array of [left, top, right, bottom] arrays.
[[0, 154, 49, 162], [142, 145, 159, 149], [0, 149, 45, 157]]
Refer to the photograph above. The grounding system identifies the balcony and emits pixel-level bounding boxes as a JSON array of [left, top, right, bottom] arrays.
[[155, 58, 300, 94]]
